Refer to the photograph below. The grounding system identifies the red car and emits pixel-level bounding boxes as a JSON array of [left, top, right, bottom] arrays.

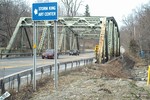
[[42, 49, 58, 59]]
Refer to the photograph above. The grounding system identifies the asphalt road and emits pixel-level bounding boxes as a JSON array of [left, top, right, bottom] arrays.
[[0, 53, 94, 78]]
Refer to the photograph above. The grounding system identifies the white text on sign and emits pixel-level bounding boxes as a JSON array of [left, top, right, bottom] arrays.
[[39, 6, 56, 11], [38, 12, 56, 16]]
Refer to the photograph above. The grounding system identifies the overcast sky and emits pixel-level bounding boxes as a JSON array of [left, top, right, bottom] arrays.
[[30, 0, 149, 27], [80, 0, 149, 27]]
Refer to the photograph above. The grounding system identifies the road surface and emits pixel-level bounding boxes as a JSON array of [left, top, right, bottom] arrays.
[[0, 53, 94, 78]]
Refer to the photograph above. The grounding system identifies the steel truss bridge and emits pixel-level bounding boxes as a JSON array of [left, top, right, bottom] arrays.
[[4, 16, 120, 63]]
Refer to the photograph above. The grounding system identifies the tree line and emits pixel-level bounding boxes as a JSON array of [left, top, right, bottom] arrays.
[[120, 1, 150, 56], [0, 0, 30, 47], [0, 0, 90, 48]]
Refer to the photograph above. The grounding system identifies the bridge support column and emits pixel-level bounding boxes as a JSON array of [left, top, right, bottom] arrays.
[[108, 20, 113, 60], [47, 25, 50, 49], [114, 26, 117, 57], [69, 33, 72, 50], [71, 34, 79, 50], [5, 17, 26, 53], [63, 28, 67, 51], [58, 27, 65, 51], [38, 21, 48, 52]]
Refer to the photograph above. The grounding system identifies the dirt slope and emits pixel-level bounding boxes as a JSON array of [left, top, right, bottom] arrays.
[[28, 57, 150, 100], [9, 55, 150, 100]]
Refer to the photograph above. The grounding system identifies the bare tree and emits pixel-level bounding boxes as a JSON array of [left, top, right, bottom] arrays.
[[122, 14, 135, 39], [134, 3, 150, 51], [0, 0, 30, 47], [61, 0, 83, 16], [120, 2, 150, 56]]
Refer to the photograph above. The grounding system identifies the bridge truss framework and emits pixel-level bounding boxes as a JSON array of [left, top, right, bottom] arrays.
[[5, 16, 120, 62]]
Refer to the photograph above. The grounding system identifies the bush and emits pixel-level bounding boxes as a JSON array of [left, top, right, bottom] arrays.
[[129, 39, 139, 56]]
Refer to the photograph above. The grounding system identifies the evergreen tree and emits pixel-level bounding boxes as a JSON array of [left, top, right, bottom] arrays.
[[84, 4, 90, 17]]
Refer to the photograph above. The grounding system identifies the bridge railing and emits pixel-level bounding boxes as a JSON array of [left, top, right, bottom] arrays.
[[0, 49, 34, 58], [0, 57, 94, 94]]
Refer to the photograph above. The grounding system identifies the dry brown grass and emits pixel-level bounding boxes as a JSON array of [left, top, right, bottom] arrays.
[[8, 55, 136, 100]]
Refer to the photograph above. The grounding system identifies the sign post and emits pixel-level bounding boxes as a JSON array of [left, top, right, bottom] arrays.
[[54, 20, 58, 89], [33, 21, 37, 91], [32, 2, 58, 91]]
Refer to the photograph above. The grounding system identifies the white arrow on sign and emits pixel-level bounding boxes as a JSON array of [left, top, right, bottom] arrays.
[[34, 9, 38, 15]]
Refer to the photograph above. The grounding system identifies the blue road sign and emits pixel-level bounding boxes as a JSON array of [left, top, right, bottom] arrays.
[[32, 2, 58, 21]]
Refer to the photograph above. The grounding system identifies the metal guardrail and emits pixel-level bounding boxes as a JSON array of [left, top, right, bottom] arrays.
[[0, 49, 34, 59], [0, 57, 94, 94]]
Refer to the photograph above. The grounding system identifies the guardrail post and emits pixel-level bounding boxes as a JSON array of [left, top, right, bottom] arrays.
[[83, 60, 85, 66], [91, 58, 94, 63], [27, 75, 29, 85], [89, 59, 91, 64], [8, 77, 11, 89], [0, 50, 2, 59], [50, 65, 52, 76], [65, 63, 67, 72], [86, 59, 88, 64], [90, 59, 92, 63], [0, 80, 1, 94], [71, 61, 73, 69], [41, 67, 44, 78], [30, 70, 33, 84], [76, 61, 77, 67], [11, 77, 14, 90], [17, 74, 21, 92], [86, 59, 88, 65], [0, 80, 2, 95], [79, 60, 80, 66], [0, 80, 5, 94], [58, 64, 60, 75]]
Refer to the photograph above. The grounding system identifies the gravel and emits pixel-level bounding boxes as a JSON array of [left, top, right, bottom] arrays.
[[29, 55, 150, 100], [10, 54, 150, 100]]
